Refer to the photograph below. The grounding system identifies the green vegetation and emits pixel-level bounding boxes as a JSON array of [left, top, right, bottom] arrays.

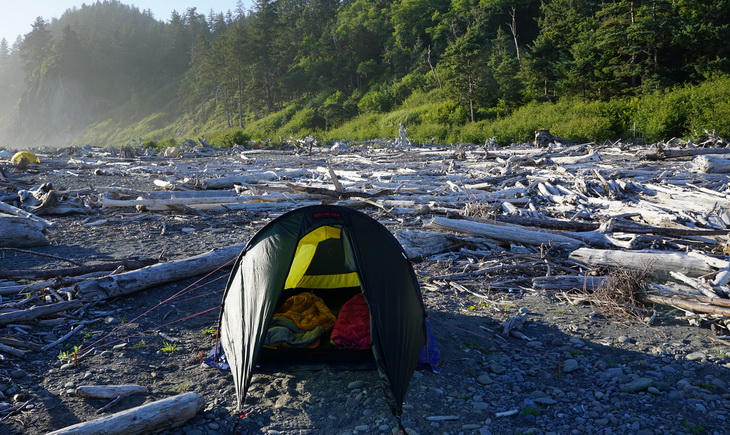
[[1, 1, 729, 147], [520, 406, 542, 416], [680, 420, 706, 435], [173, 379, 193, 392], [58, 345, 81, 366], [132, 339, 146, 349], [160, 341, 179, 353]]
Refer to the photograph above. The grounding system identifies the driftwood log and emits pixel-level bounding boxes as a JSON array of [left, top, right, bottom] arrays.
[[426, 216, 586, 249], [395, 229, 461, 260], [692, 155, 730, 173], [75, 385, 148, 399], [0, 201, 54, 227], [0, 215, 49, 247], [0, 342, 25, 357], [643, 146, 730, 161], [569, 248, 718, 278], [0, 300, 84, 325], [75, 243, 245, 300], [46, 392, 205, 435], [641, 294, 730, 317], [0, 258, 158, 280]]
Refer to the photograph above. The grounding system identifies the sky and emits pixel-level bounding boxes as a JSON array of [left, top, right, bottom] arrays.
[[1, 1, 251, 45]]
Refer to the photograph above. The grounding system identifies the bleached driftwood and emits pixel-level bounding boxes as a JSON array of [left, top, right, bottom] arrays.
[[102, 194, 295, 208], [0, 258, 157, 280], [643, 146, 730, 161], [534, 129, 573, 147], [395, 230, 461, 259], [0, 215, 49, 247], [75, 243, 245, 300], [75, 385, 147, 399], [0, 300, 84, 325], [532, 275, 606, 291], [550, 151, 601, 165], [691, 155, 730, 173], [0, 342, 25, 357], [641, 294, 730, 317], [426, 216, 586, 249], [569, 248, 716, 278], [46, 392, 205, 435], [201, 169, 309, 189], [0, 201, 54, 227]]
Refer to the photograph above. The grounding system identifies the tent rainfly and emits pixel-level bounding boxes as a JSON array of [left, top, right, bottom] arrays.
[[216, 205, 436, 425]]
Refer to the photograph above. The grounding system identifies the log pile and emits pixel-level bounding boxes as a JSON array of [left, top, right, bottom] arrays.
[[2, 136, 730, 359], [0, 140, 730, 320]]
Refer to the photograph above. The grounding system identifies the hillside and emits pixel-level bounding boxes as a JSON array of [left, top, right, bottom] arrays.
[[1, 0, 730, 148]]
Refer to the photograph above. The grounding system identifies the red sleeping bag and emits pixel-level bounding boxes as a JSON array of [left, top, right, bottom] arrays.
[[331, 294, 371, 349]]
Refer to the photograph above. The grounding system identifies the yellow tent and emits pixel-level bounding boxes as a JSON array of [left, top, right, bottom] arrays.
[[11, 151, 41, 164]]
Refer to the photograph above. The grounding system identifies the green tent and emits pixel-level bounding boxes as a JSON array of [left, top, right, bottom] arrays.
[[217, 205, 428, 418]]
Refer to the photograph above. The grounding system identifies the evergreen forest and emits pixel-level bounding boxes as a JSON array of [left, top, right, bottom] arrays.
[[1, 0, 730, 148]]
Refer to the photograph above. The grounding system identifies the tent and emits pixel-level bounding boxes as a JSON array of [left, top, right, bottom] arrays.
[[11, 151, 40, 164], [215, 204, 436, 422]]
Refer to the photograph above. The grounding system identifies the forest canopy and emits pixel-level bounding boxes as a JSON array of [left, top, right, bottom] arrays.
[[1, 0, 729, 147]]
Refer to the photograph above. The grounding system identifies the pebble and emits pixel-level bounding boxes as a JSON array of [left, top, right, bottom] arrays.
[[686, 352, 706, 361], [620, 378, 653, 393], [562, 359, 579, 373], [477, 374, 493, 385], [534, 397, 557, 405], [9, 370, 26, 379], [569, 338, 585, 347], [490, 364, 507, 375], [347, 380, 365, 389]]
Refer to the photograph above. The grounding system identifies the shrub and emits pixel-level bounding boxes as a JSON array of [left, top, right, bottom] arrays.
[[214, 130, 251, 147], [408, 122, 452, 144], [158, 137, 178, 148], [391, 73, 428, 104], [631, 91, 691, 142], [686, 76, 730, 140], [358, 86, 394, 113]]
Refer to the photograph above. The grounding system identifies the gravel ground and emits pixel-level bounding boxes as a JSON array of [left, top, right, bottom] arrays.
[[1, 151, 729, 434]]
